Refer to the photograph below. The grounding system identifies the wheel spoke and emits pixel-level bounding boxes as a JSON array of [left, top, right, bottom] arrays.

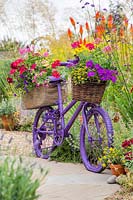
[[33, 107, 56, 159], [80, 107, 113, 172]]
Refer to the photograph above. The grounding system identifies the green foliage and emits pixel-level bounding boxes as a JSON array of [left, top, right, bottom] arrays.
[[17, 117, 33, 132], [50, 98, 82, 163], [0, 60, 15, 100], [113, 118, 133, 149], [0, 99, 16, 116], [50, 137, 81, 163], [116, 172, 133, 192], [0, 157, 41, 200]]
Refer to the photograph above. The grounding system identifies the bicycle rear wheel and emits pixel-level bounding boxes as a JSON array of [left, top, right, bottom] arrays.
[[80, 106, 113, 173], [33, 106, 56, 159]]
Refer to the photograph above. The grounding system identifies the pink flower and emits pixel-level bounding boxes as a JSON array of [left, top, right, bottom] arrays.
[[102, 45, 112, 53], [85, 43, 95, 50], [10, 69, 17, 75], [43, 52, 49, 57], [19, 47, 31, 55], [71, 41, 80, 48], [94, 38, 102, 44]]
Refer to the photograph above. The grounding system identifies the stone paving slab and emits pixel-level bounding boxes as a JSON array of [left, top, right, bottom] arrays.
[[32, 158, 120, 200]]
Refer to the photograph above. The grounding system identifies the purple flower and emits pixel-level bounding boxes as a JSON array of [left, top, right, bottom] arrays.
[[24, 80, 28, 85], [86, 60, 94, 69], [88, 71, 96, 77], [91, 4, 95, 7], [98, 68, 118, 82], [111, 76, 117, 83], [94, 64, 101, 70]]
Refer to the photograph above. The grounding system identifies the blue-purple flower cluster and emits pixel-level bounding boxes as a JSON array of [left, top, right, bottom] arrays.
[[86, 60, 118, 83]]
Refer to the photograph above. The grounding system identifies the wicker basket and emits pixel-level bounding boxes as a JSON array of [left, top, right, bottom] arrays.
[[21, 83, 67, 110], [72, 81, 106, 104]]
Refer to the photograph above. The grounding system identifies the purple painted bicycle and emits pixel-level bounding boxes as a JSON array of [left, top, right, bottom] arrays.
[[33, 57, 113, 173]]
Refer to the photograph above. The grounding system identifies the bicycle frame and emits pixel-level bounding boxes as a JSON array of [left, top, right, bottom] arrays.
[[57, 82, 84, 137]]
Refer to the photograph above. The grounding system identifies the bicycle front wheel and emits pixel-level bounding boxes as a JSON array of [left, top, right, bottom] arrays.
[[80, 106, 113, 173], [33, 106, 56, 159]]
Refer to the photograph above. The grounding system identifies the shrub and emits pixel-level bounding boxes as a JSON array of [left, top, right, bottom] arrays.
[[0, 157, 47, 200]]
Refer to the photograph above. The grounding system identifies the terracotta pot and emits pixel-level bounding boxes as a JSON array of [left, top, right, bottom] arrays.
[[1, 115, 15, 131], [110, 164, 126, 176]]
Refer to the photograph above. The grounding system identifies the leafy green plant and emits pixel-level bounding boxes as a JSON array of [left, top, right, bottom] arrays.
[[0, 60, 15, 100], [50, 137, 81, 163], [116, 172, 133, 192], [0, 99, 16, 116], [0, 157, 47, 200], [98, 147, 125, 168]]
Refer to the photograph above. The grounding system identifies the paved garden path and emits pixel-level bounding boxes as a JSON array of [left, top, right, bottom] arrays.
[[0, 129, 120, 200], [33, 158, 120, 200]]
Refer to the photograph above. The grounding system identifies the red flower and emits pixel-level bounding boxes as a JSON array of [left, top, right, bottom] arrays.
[[19, 66, 27, 74], [30, 63, 36, 70], [11, 58, 24, 69], [52, 60, 61, 68], [85, 43, 95, 50], [122, 140, 131, 148], [10, 69, 17, 75], [52, 70, 60, 78], [125, 151, 133, 160], [7, 77, 13, 83]]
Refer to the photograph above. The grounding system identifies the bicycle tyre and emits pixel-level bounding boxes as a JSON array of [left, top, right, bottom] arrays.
[[33, 106, 56, 159], [80, 106, 113, 173]]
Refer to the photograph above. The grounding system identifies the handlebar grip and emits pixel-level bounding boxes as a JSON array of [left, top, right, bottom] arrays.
[[60, 56, 79, 66]]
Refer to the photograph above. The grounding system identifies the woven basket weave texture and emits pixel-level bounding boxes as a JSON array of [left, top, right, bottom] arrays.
[[72, 81, 106, 104]]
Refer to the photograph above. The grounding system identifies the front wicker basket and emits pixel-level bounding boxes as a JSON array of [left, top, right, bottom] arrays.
[[72, 81, 106, 104]]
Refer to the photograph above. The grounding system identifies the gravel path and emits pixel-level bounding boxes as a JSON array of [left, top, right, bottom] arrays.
[[0, 129, 33, 157]]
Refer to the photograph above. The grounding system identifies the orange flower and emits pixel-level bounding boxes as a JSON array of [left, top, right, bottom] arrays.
[[79, 38, 83, 44], [130, 24, 133, 36], [83, 38, 86, 45], [85, 22, 90, 32], [69, 17, 76, 28], [123, 16, 128, 27], [67, 28, 72, 39], [95, 25, 105, 37], [95, 11, 101, 20], [79, 25, 83, 37], [108, 15, 113, 29], [101, 15, 105, 25], [119, 27, 124, 37]]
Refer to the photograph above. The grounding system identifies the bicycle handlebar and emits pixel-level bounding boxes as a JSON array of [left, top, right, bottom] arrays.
[[60, 56, 79, 67]]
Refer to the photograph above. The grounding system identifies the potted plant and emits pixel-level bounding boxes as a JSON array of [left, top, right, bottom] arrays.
[[0, 99, 16, 130], [98, 147, 125, 176]]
